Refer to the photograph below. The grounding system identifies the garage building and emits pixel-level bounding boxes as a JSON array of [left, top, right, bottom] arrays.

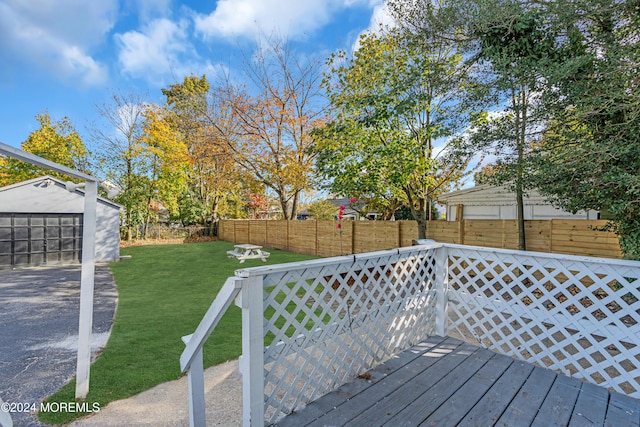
[[437, 184, 599, 221], [0, 175, 121, 268]]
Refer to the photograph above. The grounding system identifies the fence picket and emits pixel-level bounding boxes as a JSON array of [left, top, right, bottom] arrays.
[[219, 219, 622, 259]]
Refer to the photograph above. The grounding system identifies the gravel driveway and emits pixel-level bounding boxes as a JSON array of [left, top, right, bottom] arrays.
[[0, 264, 117, 427]]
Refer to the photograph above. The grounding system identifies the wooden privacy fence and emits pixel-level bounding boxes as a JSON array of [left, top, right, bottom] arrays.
[[218, 219, 623, 259]]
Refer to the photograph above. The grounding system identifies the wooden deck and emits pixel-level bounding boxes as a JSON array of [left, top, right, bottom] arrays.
[[276, 336, 640, 427]]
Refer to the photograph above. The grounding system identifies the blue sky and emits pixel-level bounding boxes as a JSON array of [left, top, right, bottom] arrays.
[[0, 0, 391, 149]]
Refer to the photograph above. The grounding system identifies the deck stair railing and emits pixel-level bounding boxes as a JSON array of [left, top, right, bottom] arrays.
[[181, 243, 640, 426], [181, 245, 447, 426]]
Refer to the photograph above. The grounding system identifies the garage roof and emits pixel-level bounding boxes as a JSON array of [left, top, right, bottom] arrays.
[[0, 175, 122, 210]]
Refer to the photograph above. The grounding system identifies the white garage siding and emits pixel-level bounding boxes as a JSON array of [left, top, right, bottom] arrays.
[[0, 176, 121, 267], [439, 184, 598, 221]]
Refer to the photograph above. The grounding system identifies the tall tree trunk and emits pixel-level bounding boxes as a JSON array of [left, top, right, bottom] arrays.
[[516, 184, 526, 251], [279, 192, 290, 220], [417, 217, 428, 239], [290, 191, 300, 220], [405, 187, 428, 239], [517, 85, 527, 251], [417, 196, 428, 239]]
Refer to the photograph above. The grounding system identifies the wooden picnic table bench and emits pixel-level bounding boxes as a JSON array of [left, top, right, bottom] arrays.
[[226, 244, 270, 263]]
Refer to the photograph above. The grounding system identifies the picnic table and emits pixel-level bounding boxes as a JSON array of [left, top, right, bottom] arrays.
[[227, 244, 270, 263]]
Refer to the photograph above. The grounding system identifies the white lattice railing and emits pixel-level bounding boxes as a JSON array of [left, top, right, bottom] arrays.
[[244, 246, 445, 425], [446, 244, 640, 397], [180, 246, 447, 426], [181, 242, 640, 426]]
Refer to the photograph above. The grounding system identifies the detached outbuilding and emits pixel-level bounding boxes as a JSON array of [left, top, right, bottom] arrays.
[[0, 175, 121, 268], [437, 184, 599, 221]]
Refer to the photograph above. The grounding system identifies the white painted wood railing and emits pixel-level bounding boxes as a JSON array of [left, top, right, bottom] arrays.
[[445, 244, 640, 398], [180, 245, 446, 426], [181, 243, 640, 426]]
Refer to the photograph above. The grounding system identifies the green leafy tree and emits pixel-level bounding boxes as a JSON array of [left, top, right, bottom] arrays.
[[308, 199, 338, 220], [468, 6, 556, 250], [529, 0, 640, 259], [314, 27, 474, 238], [390, 0, 640, 258], [0, 113, 88, 186]]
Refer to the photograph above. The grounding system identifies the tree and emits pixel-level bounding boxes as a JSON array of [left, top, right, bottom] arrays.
[[314, 26, 474, 238], [212, 38, 325, 220], [386, 0, 640, 258], [0, 113, 88, 186], [246, 192, 268, 219], [528, 0, 640, 259], [308, 199, 338, 220], [140, 105, 191, 231], [90, 94, 150, 240], [467, 6, 556, 250], [161, 75, 240, 226]]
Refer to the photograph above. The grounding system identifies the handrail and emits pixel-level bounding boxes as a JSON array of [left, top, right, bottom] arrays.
[[180, 276, 243, 372], [233, 244, 444, 278], [180, 276, 244, 427]]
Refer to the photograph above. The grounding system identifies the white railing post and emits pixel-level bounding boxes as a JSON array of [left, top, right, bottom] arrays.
[[0, 396, 12, 427], [237, 275, 264, 427], [435, 246, 449, 337], [182, 335, 206, 427], [76, 179, 98, 399]]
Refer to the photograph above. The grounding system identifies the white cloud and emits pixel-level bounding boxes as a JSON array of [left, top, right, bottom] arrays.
[[61, 46, 109, 86], [194, 0, 374, 41], [131, 0, 172, 22], [116, 19, 190, 81], [352, 2, 395, 51], [0, 0, 116, 86], [115, 18, 219, 86]]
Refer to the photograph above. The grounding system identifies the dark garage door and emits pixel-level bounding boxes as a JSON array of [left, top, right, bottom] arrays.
[[0, 213, 83, 268]]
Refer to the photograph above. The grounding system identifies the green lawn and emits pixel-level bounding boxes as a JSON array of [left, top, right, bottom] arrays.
[[39, 241, 317, 425]]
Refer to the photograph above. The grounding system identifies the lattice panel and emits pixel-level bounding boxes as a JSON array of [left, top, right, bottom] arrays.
[[261, 248, 439, 424], [446, 246, 640, 397]]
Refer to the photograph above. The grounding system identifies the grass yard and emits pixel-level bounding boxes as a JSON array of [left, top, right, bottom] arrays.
[[39, 240, 317, 425]]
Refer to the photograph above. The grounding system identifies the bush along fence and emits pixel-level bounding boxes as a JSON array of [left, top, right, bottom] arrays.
[[218, 219, 623, 259], [120, 225, 215, 246]]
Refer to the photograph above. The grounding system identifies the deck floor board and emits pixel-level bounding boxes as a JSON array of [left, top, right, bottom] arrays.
[[568, 381, 610, 427], [276, 336, 640, 427], [457, 359, 534, 427]]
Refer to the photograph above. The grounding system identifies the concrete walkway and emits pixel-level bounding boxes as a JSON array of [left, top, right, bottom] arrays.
[[67, 360, 242, 427]]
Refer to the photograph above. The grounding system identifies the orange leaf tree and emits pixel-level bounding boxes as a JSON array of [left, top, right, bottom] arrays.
[[210, 39, 326, 220]]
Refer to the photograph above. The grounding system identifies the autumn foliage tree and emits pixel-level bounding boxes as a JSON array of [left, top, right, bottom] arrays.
[[0, 113, 88, 186], [161, 75, 242, 224], [246, 192, 268, 219], [141, 105, 190, 227], [212, 39, 326, 220]]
